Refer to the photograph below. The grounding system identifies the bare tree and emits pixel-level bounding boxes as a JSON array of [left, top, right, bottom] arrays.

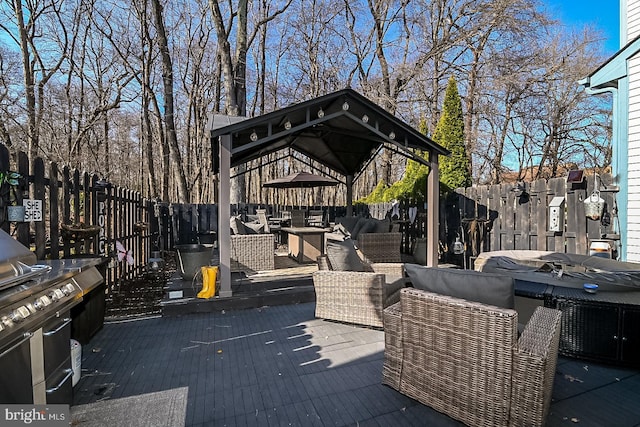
[[451, 0, 548, 182], [209, 0, 292, 204], [0, 47, 20, 147], [150, 0, 190, 202], [530, 29, 610, 178], [1, 0, 68, 168], [0, 0, 614, 204], [174, 0, 218, 202], [86, 0, 162, 195]]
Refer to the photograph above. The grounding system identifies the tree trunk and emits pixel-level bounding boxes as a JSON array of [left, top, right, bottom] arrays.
[[209, 0, 246, 204], [13, 0, 38, 165], [151, 0, 189, 202], [368, 0, 394, 185]]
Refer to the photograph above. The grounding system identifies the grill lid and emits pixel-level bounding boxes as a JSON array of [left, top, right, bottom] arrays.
[[0, 228, 38, 289]]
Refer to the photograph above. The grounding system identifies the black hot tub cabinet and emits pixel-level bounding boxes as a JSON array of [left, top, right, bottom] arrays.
[[475, 250, 640, 367]]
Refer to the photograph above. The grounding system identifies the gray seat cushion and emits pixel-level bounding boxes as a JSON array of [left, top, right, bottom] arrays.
[[230, 216, 247, 235], [335, 216, 361, 234], [350, 218, 391, 240], [326, 240, 367, 272], [243, 221, 264, 234], [350, 217, 371, 239], [405, 264, 515, 309], [372, 218, 391, 233]]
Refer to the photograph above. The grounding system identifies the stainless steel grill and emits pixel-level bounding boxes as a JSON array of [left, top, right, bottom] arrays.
[[0, 229, 104, 404]]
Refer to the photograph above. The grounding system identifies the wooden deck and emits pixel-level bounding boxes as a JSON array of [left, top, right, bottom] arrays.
[[161, 254, 317, 316], [74, 298, 640, 426], [72, 253, 640, 426]]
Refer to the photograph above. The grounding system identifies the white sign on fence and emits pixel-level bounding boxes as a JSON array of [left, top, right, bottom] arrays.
[[23, 199, 43, 222]]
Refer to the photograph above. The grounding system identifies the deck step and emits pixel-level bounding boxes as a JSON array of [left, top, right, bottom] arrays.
[[161, 271, 315, 316]]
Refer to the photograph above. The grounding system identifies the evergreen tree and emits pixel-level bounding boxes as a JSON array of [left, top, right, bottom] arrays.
[[386, 117, 431, 201], [359, 78, 469, 204], [434, 76, 470, 194]]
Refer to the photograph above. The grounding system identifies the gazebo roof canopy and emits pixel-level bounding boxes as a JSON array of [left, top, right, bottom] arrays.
[[209, 88, 449, 178]]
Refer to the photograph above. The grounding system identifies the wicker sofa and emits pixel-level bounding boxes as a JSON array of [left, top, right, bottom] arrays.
[[383, 287, 562, 427], [313, 253, 406, 327], [357, 232, 402, 263], [230, 233, 274, 274], [331, 216, 402, 263]]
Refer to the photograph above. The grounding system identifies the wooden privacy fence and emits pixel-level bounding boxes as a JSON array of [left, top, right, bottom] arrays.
[[446, 173, 619, 265], [152, 175, 621, 269], [0, 143, 157, 293], [3, 136, 611, 295]]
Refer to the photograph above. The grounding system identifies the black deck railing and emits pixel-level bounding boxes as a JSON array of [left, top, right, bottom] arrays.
[[0, 143, 153, 294]]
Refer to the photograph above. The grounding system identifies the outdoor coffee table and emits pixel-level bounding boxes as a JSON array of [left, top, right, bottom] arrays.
[[281, 227, 330, 263]]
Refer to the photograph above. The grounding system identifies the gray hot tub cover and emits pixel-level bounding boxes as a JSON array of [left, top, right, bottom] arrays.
[[475, 250, 640, 291]]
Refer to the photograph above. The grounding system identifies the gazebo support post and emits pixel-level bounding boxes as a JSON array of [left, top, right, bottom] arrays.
[[218, 134, 232, 297], [427, 153, 439, 267], [346, 174, 354, 217]]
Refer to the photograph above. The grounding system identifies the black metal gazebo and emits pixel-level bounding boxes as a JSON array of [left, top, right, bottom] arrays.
[[209, 88, 449, 296]]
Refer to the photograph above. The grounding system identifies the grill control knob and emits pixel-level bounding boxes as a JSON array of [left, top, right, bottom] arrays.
[[10, 306, 30, 323], [49, 289, 65, 302], [61, 283, 76, 296], [25, 303, 36, 314], [0, 317, 9, 328], [33, 295, 52, 310]]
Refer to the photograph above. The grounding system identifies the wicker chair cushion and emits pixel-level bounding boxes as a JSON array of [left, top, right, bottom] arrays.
[[243, 222, 264, 234], [335, 216, 361, 233], [230, 216, 246, 235], [372, 218, 391, 233], [405, 264, 515, 309], [326, 240, 367, 271], [355, 217, 381, 239]]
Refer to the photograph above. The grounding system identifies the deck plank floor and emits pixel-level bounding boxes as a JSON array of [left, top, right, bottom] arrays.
[[73, 300, 640, 426]]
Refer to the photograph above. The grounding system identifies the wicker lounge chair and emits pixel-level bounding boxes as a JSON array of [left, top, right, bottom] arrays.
[[383, 287, 562, 427], [230, 233, 275, 274], [312, 254, 406, 327]]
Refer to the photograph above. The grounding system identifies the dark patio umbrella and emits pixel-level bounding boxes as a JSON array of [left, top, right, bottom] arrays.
[[263, 171, 338, 211], [263, 171, 338, 188]]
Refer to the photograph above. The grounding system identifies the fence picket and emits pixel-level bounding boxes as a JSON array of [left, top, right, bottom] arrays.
[[50, 162, 60, 258], [16, 151, 29, 246]]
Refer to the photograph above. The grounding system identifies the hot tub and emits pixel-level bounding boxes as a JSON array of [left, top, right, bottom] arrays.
[[475, 250, 640, 292], [475, 250, 640, 366]]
